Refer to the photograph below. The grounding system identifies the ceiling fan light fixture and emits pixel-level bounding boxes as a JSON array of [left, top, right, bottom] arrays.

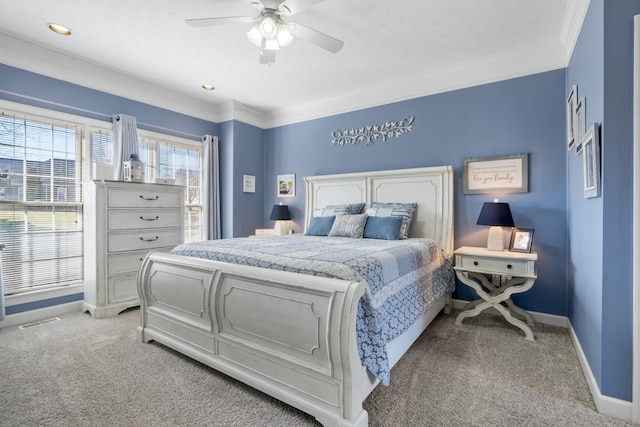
[[276, 22, 293, 46], [263, 38, 280, 51], [259, 15, 277, 37], [247, 25, 262, 46]]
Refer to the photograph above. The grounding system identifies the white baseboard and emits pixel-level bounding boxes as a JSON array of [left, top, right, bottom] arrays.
[[451, 299, 633, 423], [0, 301, 83, 329], [568, 323, 634, 423]]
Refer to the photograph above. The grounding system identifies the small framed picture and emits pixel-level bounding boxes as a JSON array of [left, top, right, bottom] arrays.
[[575, 97, 586, 154], [243, 175, 255, 193], [277, 173, 295, 198], [509, 228, 534, 253], [582, 123, 601, 199], [567, 85, 577, 150]]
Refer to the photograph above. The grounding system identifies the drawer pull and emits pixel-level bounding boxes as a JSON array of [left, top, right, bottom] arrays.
[[507, 264, 512, 269], [140, 236, 159, 242], [139, 195, 159, 201], [473, 261, 479, 266], [140, 216, 159, 221]]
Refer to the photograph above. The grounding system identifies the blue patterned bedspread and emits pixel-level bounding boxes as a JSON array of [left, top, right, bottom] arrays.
[[171, 235, 454, 385]]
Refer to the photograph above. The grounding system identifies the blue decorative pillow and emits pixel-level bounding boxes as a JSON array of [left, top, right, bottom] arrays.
[[363, 216, 402, 240], [305, 216, 336, 236], [366, 203, 417, 239], [328, 214, 368, 238]]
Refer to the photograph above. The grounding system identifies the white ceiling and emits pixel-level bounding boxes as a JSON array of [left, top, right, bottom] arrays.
[[0, 0, 589, 128]]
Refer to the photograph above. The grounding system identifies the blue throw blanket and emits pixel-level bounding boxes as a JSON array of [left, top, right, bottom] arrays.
[[171, 235, 454, 385]]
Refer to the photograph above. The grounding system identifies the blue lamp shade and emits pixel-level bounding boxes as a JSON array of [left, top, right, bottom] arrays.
[[476, 202, 514, 227], [269, 204, 291, 221], [270, 204, 291, 235], [476, 202, 514, 251]]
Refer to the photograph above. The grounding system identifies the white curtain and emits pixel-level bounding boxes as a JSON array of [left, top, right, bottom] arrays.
[[112, 114, 140, 180], [202, 135, 221, 240]]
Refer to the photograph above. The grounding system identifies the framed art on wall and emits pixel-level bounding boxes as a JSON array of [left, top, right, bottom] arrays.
[[463, 153, 528, 194], [567, 85, 577, 150], [277, 174, 295, 198], [243, 175, 255, 193], [575, 97, 586, 154], [582, 123, 601, 199]]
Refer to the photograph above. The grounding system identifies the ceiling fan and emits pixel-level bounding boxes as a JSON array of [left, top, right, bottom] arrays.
[[186, 0, 344, 64]]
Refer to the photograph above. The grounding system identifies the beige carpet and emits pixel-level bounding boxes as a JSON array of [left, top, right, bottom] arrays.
[[0, 308, 632, 426]]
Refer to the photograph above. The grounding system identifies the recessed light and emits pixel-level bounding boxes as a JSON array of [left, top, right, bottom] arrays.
[[48, 23, 72, 36], [202, 84, 215, 91]]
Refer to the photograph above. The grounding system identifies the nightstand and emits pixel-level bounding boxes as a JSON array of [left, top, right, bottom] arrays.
[[453, 246, 537, 340]]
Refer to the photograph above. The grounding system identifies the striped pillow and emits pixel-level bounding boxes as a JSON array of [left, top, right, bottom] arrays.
[[366, 205, 416, 239]]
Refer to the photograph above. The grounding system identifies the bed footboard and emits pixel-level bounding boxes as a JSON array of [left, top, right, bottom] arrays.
[[137, 251, 370, 427]]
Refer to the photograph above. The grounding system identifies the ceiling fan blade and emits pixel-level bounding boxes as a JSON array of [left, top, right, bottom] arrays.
[[185, 16, 257, 27], [259, 49, 276, 64], [290, 22, 343, 53], [279, 0, 327, 16]]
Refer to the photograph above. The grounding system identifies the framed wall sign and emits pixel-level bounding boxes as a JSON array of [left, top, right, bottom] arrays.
[[582, 123, 601, 199], [243, 175, 255, 193], [277, 174, 295, 198], [463, 153, 529, 194]]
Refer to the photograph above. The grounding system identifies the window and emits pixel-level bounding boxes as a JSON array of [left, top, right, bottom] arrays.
[[90, 130, 202, 243], [158, 141, 202, 242], [0, 112, 84, 295]]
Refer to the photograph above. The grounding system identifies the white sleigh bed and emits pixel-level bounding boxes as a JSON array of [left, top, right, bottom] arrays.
[[136, 165, 454, 427]]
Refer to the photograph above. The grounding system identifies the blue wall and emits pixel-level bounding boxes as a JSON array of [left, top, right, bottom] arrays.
[[265, 70, 568, 316], [567, 0, 637, 402]]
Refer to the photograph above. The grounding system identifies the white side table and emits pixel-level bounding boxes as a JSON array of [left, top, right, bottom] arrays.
[[453, 246, 537, 340]]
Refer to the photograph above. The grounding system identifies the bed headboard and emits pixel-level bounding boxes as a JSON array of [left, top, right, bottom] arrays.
[[304, 166, 454, 255]]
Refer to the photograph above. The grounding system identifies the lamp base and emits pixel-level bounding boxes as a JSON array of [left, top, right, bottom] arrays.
[[274, 220, 287, 236], [486, 226, 505, 251]]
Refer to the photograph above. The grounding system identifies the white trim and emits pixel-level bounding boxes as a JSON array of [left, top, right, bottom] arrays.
[[569, 323, 634, 423], [0, 300, 83, 329], [633, 14, 640, 425]]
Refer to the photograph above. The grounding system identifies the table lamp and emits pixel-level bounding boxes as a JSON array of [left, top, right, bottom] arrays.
[[476, 200, 514, 251], [269, 203, 291, 235]]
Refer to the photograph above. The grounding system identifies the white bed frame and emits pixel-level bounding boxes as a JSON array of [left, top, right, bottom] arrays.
[[136, 165, 453, 427]]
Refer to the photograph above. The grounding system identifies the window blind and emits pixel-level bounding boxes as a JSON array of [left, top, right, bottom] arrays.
[[0, 113, 83, 294]]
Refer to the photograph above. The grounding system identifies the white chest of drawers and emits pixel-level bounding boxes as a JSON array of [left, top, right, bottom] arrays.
[[82, 180, 184, 318]]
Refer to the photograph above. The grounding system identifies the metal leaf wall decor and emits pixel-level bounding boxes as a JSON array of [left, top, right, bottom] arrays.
[[331, 116, 414, 146]]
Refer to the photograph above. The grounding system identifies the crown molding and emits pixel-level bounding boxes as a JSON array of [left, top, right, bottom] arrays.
[[559, 0, 591, 63], [215, 100, 271, 129], [0, 31, 219, 124], [265, 42, 568, 128]]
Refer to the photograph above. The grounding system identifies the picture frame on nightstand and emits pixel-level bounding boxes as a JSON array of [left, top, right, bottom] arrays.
[[509, 228, 534, 253]]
